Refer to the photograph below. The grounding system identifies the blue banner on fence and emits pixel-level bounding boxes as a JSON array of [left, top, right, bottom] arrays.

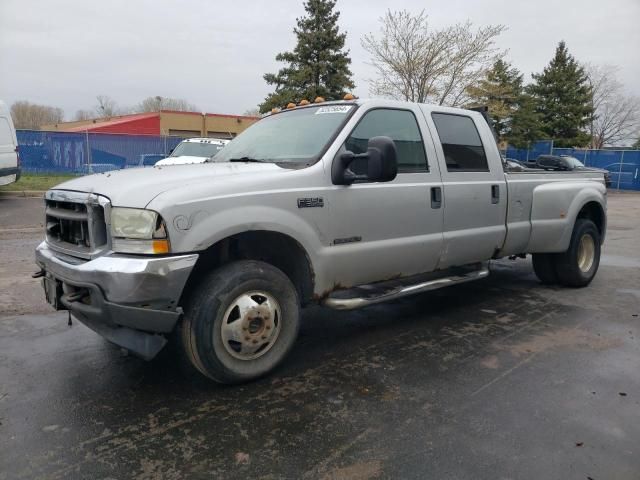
[[17, 131, 640, 191], [17, 130, 184, 175]]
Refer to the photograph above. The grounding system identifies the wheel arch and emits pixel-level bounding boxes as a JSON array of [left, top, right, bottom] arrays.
[[180, 230, 316, 307], [576, 200, 606, 244], [527, 182, 606, 253]]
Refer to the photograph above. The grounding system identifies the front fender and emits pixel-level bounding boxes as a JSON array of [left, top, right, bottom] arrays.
[[165, 202, 331, 294], [526, 181, 606, 253]]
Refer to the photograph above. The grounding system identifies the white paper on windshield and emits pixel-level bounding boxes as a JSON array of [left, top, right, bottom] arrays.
[[315, 105, 353, 115]]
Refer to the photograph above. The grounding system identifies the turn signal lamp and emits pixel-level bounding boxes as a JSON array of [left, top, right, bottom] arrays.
[[299, 99, 310, 106], [344, 93, 355, 100], [152, 239, 170, 254], [314, 96, 325, 103], [286, 102, 296, 109], [271, 108, 280, 114]]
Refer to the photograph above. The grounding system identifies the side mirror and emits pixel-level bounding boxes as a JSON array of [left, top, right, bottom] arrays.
[[332, 136, 398, 185]]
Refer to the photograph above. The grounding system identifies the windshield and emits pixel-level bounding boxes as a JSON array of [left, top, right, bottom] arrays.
[[170, 142, 225, 158], [563, 156, 585, 168], [214, 104, 356, 164]]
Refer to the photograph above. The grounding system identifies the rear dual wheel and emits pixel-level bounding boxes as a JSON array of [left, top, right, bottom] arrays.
[[532, 219, 601, 287]]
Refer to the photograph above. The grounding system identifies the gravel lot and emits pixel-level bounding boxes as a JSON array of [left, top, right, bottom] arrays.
[[0, 192, 638, 479]]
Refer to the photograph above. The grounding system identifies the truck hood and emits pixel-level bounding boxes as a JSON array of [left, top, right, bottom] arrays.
[[51, 162, 286, 208]]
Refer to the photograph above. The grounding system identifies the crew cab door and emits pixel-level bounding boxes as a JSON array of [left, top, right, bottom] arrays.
[[424, 110, 507, 267], [326, 106, 444, 288]]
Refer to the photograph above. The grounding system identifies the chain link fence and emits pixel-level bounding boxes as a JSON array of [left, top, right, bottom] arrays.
[[505, 141, 640, 191], [17, 131, 640, 191], [17, 130, 185, 175]]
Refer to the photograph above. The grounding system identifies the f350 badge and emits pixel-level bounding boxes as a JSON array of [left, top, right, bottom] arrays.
[[297, 197, 324, 208]]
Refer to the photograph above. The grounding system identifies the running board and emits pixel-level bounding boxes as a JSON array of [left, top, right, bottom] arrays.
[[323, 263, 490, 310]]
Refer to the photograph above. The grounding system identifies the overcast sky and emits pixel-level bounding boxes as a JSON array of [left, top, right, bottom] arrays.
[[1, 0, 639, 119]]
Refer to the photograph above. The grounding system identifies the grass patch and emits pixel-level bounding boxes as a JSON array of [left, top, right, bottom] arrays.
[[0, 174, 77, 192]]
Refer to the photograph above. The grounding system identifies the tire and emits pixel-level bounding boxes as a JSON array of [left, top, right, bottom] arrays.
[[555, 219, 601, 288], [532, 253, 559, 285], [180, 260, 300, 384]]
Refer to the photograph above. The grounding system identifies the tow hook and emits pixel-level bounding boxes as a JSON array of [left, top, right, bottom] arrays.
[[64, 290, 88, 303]]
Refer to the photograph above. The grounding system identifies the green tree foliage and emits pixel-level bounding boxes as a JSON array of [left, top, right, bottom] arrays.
[[528, 41, 593, 148], [467, 60, 523, 140], [259, 0, 355, 113], [507, 93, 544, 148], [633, 137, 640, 149], [466, 60, 542, 148]]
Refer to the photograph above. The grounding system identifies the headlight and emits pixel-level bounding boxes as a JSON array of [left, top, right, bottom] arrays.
[[110, 207, 170, 254]]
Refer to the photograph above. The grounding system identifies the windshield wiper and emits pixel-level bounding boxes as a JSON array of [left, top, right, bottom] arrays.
[[228, 157, 268, 163]]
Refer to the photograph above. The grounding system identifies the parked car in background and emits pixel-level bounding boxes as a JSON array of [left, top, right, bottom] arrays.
[[155, 138, 229, 166], [126, 153, 166, 168], [78, 163, 121, 175], [0, 100, 20, 186], [536, 155, 612, 187], [504, 158, 529, 171]]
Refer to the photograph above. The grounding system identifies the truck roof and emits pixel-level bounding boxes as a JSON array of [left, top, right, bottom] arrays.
[[266, 98, 485, 119]]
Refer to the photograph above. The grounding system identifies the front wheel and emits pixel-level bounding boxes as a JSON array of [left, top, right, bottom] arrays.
[[555, 219, 601, 287], [181, 260, 300, 383]]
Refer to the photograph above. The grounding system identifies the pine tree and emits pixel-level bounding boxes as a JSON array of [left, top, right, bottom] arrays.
[[528, 41, 593, 148], [506, 93, 544, 148], [467, 60, 523, 141], [259, 0, 355, 113]]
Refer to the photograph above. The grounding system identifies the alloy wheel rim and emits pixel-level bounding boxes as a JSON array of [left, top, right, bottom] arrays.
[[577, 234, 595, 273], [220, 291, 281, 360]]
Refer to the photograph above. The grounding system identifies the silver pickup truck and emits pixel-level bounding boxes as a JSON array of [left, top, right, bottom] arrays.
[[35, 99, 607, 383]]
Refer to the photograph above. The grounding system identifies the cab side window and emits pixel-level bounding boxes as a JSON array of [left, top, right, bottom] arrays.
[[431, 113, 489, 172], [345, 109, 428, 173]]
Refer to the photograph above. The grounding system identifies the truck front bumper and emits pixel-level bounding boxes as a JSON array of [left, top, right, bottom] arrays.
[[35, 242, 198, 359]]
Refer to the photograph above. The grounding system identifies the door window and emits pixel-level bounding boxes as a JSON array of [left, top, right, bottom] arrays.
[[345, 109, 428, 173], [431, 113, 489, 172]]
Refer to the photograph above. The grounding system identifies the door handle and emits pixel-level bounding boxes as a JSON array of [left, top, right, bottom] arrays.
[[491, 185, 500, 204], [431, 186, 442, 209]]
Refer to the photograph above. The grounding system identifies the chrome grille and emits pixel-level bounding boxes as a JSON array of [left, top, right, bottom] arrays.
[[45, 192, 108, 259]]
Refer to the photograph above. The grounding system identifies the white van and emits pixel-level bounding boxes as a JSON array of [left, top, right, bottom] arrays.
[[0, 100, 20, 186]]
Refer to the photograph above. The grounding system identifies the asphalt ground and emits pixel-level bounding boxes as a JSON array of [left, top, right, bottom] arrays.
[[0, 193, 638, 480]]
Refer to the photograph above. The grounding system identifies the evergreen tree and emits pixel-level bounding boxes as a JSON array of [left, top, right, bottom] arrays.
[[259, 0, 355, 113], [528, 41, 593, 148], [467, 60, 523, 141], [633, 136, 640, 149], [506, 93, 544, 148]]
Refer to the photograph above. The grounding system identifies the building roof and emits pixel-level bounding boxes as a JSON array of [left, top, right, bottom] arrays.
[[64, 112, 159, 132], [45, 110, 260, 134]]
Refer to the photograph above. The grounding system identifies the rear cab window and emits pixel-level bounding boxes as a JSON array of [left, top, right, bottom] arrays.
[[431, 113, 488, 172]]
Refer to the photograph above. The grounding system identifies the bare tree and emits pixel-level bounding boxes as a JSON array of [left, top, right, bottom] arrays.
[[586, 64, 640, 148], [362, 10, 506, 106], [243, 108, 261, 117], [95, 95, 119, 117], [10, 101, 64, 129], [134, 96, 198, 113], [74, 109, 94, 121]]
